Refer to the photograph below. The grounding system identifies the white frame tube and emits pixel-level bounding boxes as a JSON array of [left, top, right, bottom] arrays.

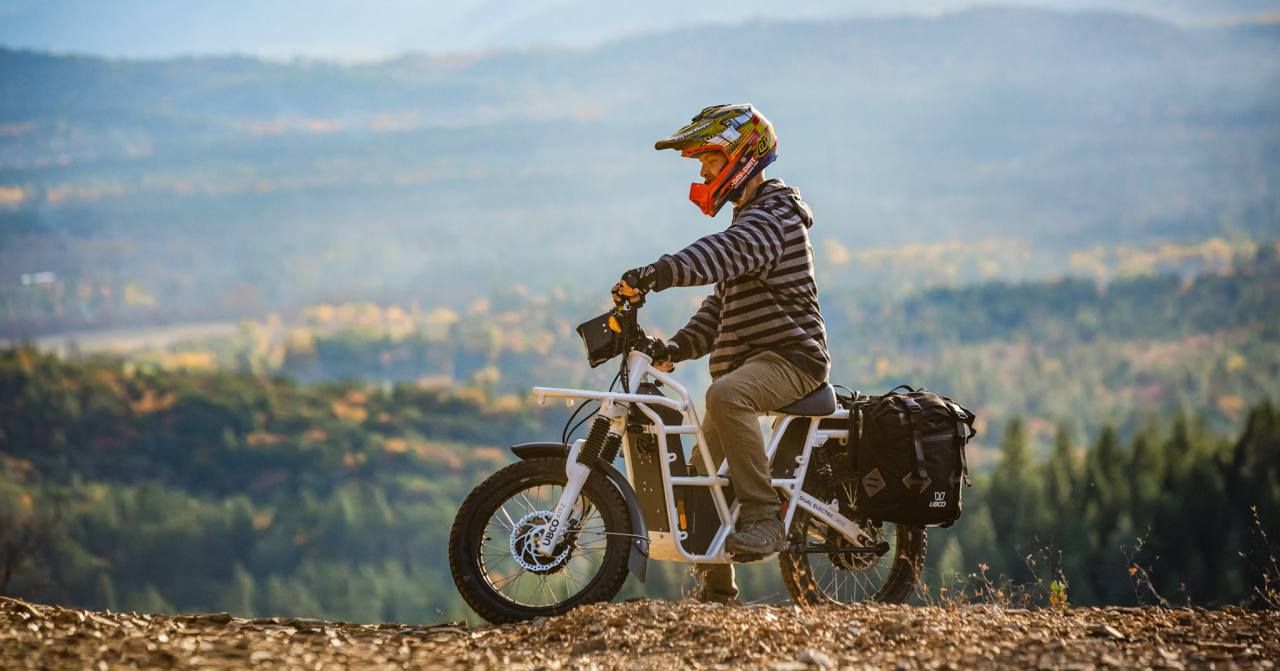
[[532, 351, 868, 564]]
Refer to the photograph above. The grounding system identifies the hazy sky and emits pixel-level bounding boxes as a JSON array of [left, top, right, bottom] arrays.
[[2, 0, 1277, 61]]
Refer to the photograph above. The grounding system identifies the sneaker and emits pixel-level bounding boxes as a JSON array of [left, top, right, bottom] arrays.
[[725, 517, 788, 556]]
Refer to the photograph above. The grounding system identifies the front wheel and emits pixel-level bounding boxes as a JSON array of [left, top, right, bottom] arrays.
[[448, 457, 633, 623], [780, 503, 927, 605]]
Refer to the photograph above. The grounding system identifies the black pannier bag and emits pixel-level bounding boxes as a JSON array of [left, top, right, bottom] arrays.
[[847, 385, 977, 527]]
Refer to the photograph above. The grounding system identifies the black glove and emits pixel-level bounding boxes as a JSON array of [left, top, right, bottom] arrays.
[[621, 261, 673, 293], [664, 339, 687, 363], [621, 264, 660, 294], [641, 337, 675, 369]]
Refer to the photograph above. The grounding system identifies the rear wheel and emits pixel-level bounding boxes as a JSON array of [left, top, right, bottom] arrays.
[[448, 457, 633, 623], [780, 479, 926, 605]]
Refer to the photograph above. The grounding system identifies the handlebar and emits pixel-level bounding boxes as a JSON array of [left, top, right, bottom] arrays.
[[577, 292, 670, 369], [610, 304, 670, 365], [580, 264, 673, 369]]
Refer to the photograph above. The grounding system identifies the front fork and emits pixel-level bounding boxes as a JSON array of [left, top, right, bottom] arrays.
[[536, 351, 650, 556], [534, 407, 627, 556]]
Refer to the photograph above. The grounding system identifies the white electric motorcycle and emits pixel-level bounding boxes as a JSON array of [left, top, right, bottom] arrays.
[[448, 300, 925, 623]]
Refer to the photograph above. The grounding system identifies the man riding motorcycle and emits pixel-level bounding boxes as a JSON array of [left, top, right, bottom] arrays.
[[615, 103, 830, 603]]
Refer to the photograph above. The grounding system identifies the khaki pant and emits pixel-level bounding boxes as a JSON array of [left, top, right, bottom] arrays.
[[695, 350, 822, 598]]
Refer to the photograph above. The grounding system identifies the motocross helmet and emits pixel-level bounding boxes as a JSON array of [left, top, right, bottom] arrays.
[[655, 103, 778, 217]]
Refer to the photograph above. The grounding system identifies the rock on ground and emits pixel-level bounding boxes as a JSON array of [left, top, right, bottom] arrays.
[[2, 596, 1276, 670]]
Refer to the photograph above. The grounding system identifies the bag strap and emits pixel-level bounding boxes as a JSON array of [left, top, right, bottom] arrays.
[[946, 401, 970, 440], [886, 384, 917, 395], [901, 396, 929, 479], [946, 401, 974, 487], [847, 404, 862, 476]]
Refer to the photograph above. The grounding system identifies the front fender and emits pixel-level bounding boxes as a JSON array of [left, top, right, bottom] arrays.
[[511, 442, 649, 582]]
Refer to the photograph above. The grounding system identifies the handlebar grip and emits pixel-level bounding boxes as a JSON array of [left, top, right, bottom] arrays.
[[612, 281, 646, 308], [617, 278, 643, 297]]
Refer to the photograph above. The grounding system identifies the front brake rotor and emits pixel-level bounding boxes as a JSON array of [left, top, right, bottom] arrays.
[[510, 511, 576, 575]]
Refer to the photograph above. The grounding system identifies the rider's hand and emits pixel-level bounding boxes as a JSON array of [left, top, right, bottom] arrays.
[[613, 262, 673, 306], [612, 272, 649, 307], [622, 265, 661, 293], [617, 263, 666, 299], [647, 338, 676, 372], [611, 280, 642, 306]]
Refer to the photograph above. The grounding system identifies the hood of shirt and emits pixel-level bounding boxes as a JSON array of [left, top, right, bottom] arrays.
[[733, 178, 814, 229]]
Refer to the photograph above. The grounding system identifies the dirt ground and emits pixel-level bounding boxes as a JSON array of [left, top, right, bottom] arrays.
[[2, 596, 1276, 670]]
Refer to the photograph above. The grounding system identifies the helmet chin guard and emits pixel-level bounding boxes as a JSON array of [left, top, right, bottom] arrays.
[[656, 104, 779, 217], [687, 181, 717, 216], [686, 145, 766, 216]]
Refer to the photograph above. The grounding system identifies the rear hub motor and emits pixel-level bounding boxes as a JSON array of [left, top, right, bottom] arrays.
[[828, 525, 886, 572]]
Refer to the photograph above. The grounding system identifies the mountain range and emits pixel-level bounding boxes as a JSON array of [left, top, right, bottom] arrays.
[[3, 0, 1278, 58], [1, 7, 1277, 334]]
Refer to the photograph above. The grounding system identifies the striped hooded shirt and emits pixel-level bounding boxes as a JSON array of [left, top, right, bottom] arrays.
[[652, 179, 830, 381]]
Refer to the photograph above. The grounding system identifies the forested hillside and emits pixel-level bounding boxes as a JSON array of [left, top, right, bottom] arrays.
[[46, 245, 1279, 452], [0, 346, 554, 621], [2, 343, 1277, 620]]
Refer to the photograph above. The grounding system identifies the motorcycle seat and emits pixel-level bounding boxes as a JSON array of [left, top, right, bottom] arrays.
[[774, 383, 836, 416]]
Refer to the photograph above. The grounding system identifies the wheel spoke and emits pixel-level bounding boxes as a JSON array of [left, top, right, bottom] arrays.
[[497, 505, 517, 531], [517, 490, 539, 515], [491, 568, 526, 591], [535, 575, 550, 604], [480, 540, 511, 556]]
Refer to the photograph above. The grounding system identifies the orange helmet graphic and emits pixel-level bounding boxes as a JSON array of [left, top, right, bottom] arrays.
[[655, 103, 779, 216]]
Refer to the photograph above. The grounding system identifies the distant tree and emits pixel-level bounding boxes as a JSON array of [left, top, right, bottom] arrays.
[[1127, 428, 1165, 526], [1045, 424, 1082, 518], [1079, 426, 1133, 603], [222, 563, 256, 617], [987, 419, 1045, 581], [957, 504, 1000, 597], [936, 537, 966, 587], [124, 584, 174, 614], [0, 484, 62, 594], [1082, 427, 1126, 542], [1042, 423, 1085, 590], [95, 573, 118, 612], [1227, 401, 1280, 530]]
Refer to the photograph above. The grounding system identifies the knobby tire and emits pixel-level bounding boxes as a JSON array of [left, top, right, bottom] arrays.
[[448, 457, 633, 623]]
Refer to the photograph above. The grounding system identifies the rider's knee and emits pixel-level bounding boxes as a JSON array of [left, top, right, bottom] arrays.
[[706, 377, 749, 413]]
